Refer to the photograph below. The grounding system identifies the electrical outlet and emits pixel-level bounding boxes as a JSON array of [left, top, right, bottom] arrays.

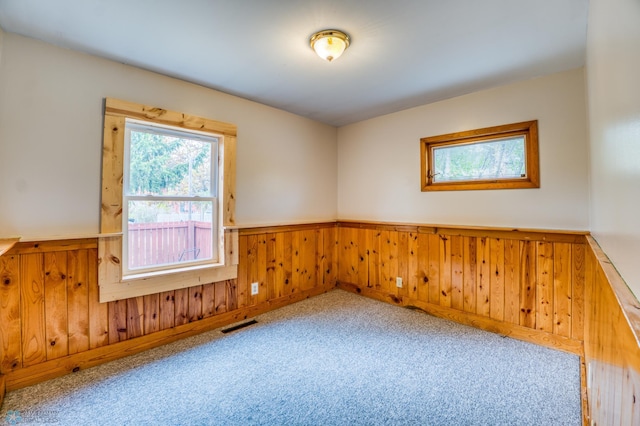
[[396, 277, 403, 288], [251, 282, 259, 295]]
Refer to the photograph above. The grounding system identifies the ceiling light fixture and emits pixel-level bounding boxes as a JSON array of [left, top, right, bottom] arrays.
[[309, 29, 350, 62]]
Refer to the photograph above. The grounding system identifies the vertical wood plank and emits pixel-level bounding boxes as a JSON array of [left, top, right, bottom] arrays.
[[536, 242, 554, 332], [300, 230, 316, 291], [159, 291, 175, 330], [388, 231, 399, 294], [346, 228, 359, 285], [369, 230, 381, 291], [67, 250, 90, 355], [22, 253, 46, 366], [572, 244, 585, 341], [237, 235, 249, 308], [357, 228, 369, 288], [322, 227, 337, 287], [282, 232, 293, 295], [44, 252, 69, 360], [266, 233, 277, 299], [274, 232, 285, 297], [337, 227, 348, 283], [489, 238, 505, 321], [201, 283, 215, 318], [247, 234, 259, 305], [397, 231, 409, 298], [428, 234, 441, 304], [417, 233, 430, 303], [291, 231, 302, 293], [519, 241, 537, 328], [87, 248, 108, 349], [188, 285, 203, 322], [108, 300, 127, 344], [503, 240, 520, 325], [174, 288, 189, 326], [439, 235, 452, 308], [315, 229, 323, 289], [257, 233, 268, 302], [143, 293, 160, 334], [126, 296, 144, 339], [476, 237, 491, 317], [407, 231, 419, 300], [379, 231, 391, 293], [450, 235, 464, 311], [463, 236, 477, 313], [553, 243, 572, 338], [330, 227, 338, 286], [0, 254, 22, 372], [215, 281, 228, 314], [226, 279, 238, 311]]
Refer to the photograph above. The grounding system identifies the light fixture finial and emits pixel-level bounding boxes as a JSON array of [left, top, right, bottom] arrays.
[[310, 30, 350, 62]]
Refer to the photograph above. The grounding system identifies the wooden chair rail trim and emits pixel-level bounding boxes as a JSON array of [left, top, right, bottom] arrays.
[[4, 283, 336, 391], [6, 238, 98, 255], [235, 222, 337, 235], [14, 233, 120, 243], [338, 221, 589, 243], [3, 220, 591, 250], [586, 236, 640, 347], [0, 238, 20, 257], [338, 282, 584, 356]]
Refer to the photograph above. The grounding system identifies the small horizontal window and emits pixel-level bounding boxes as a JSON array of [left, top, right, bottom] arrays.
[[420, 120, 539, 191]]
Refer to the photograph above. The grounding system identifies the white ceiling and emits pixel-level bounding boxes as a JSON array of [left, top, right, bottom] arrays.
[[0, 0, 589, 127]]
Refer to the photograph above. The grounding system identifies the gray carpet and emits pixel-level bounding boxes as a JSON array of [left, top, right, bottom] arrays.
[[1, 290, 581, 425]]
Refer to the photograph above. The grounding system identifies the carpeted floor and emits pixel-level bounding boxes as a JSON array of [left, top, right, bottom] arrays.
[[1, 290, 581, 425]]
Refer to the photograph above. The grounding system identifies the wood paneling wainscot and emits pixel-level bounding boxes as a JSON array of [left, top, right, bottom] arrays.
[[336, 221, 588, 355], [0, 223, 337, 392], [6, 220, 640, 425], [584, 236, 640, 425]]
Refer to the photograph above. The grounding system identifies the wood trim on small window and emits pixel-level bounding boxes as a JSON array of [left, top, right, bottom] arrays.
[[98, 98, 238, 302], [420, 120, 539, 191]]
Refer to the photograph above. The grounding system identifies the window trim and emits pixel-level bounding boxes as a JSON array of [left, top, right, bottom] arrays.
[[98, 98, 238, 302], [420, 120, 539, 191]]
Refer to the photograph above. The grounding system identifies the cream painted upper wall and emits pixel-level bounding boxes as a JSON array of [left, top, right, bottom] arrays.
[[338, 68, 589, 230], [586, 0, 640, 298], [0, 34, 337, 239]]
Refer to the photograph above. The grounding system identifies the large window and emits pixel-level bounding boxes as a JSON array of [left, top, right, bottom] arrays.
[[124, 120, 219, 275], [420, 120, 539, 191], [99, 98, 237, 302]]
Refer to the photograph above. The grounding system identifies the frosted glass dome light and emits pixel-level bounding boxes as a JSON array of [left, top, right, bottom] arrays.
[[310, 30, 350, 62]]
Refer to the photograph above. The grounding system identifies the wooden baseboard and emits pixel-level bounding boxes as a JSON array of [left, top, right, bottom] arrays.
[[6, 283, 336, 391], [337, 281, 584, 356]]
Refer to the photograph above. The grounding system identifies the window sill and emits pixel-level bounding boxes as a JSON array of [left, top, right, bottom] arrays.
[[98, 230, 239, 303], [122, 261, 225, 282], [422, 178, 539, 191], [100, 263, 237, 303]]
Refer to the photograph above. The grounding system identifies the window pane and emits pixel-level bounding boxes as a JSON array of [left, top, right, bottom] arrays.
[[127, 200, 215, 270], [128, 130, 214, 197], [433, 136, 526, 183]]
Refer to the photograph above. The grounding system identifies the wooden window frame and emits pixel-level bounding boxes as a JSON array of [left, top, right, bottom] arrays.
[[420, 120, 539, 191], [98, 98, 238, 302]]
